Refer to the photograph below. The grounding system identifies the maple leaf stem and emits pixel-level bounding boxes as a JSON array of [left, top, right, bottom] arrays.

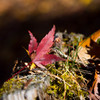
[[6, 62, 32, 82]]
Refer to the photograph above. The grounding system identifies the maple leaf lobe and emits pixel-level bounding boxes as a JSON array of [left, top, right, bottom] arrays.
[[39, 54, 65, 65], [33, 25, 56, 61], [28, 30, 38, 54]]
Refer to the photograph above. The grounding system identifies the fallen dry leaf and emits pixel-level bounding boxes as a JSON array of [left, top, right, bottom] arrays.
[[78, 30, 100, 65], [89, 59, 100, 99], [78, 30, 100, 99]]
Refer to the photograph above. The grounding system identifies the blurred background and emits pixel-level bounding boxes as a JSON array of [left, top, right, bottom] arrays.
[[0, 0, 100, 86]]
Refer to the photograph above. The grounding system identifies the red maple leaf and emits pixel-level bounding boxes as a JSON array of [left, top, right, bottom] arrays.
[[6, 25, 65, 81], [28, 25, 65, 68]]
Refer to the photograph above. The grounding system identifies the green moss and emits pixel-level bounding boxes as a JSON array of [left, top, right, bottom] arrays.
[[46, 33, 88, 99], [0, 78, 23, 97], [46, 61, 88, 99]]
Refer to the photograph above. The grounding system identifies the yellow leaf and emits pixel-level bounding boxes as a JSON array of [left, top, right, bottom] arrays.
[[79, 30, 100, 47], [30, 63, 36, 70], [23, 47, 30, 55]]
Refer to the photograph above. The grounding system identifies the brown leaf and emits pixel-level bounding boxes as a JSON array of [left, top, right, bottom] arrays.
[[78, 30, 100, 65]]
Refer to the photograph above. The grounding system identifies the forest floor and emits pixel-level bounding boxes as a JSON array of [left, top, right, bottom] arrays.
[[0, 28, 100, 100]]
